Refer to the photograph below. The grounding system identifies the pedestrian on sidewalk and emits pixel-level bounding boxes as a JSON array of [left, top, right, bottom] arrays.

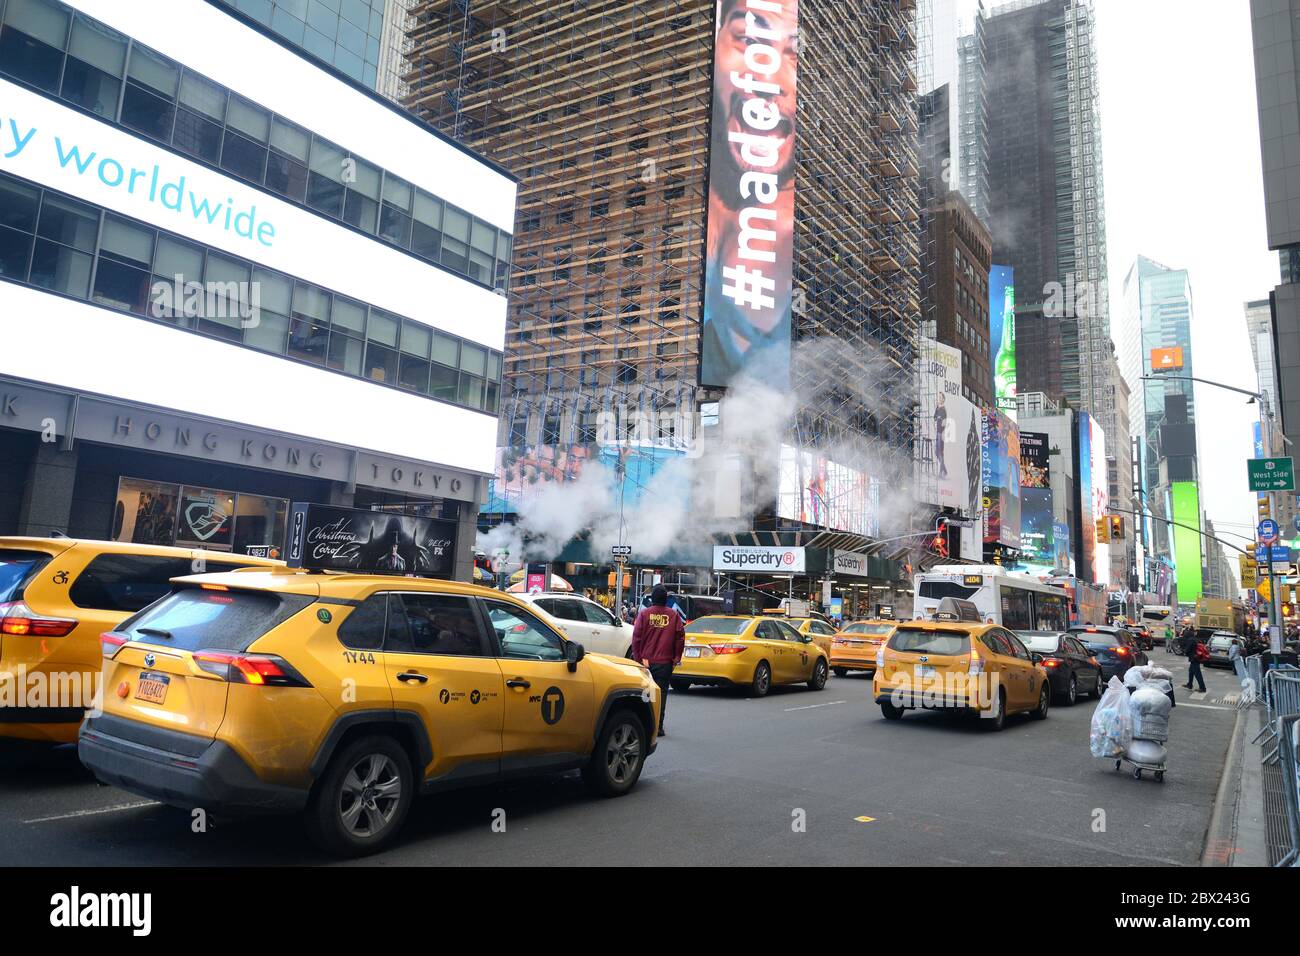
[[1229, 638, 1246, 681], [1183, 633, 1207, 693], [631, 584, 685, 737]]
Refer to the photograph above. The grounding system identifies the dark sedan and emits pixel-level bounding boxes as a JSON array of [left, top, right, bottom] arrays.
[[1068, 624, 1147, 684], [1019, 631, 1104, 705]]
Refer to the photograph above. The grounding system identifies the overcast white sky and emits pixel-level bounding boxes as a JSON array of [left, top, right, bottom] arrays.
[[946, 0, 1277, 576]]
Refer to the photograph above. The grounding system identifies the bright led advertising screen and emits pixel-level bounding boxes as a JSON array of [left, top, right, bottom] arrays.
[[989, 265, 1016, 413], [701, 0, 799, 388], [1171, 482, 1203, 605], [1019, 431, 1054, 573]]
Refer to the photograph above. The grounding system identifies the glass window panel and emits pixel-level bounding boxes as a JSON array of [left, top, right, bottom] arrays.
[[265, 153, 308, 202], [487, 351, 502, 381], [431, 331, 458, 367], [112, 477, 179, 546], [382, 174, 411, 210], [60, 57, 120, 116], [270, 117, 310, 162], [245, 309, 289, 354], [410, 220, 440, 260], [342, 191, 377, 232], [366, 309, 398, 346], [37, 194, 98, 252], [398, 355, 429, 393], [153, 235, 204, 280], [252, 267, 292, 314], [178, 70, 226, 120], [0, 0, 68, 92], [226, 94, 270, 142], [288, 316, 329, 364], [471, 219, 495, 253], [467, 248, 492, 285], [459, 341, 486, 376], [457, 373, 484, 409], [92, 259, 151, 314], [120, 82, 175, 141], [100, 215, 153, 269], [442, 205, 469, 242], [496, 231, 512, 261], [0, 177, 41, 233], [484, 382, 499, 415], [306, 172, 344, 216], [172, 108, 222, 163], [400, 321, 430, 357], [5, 0, 70, 47], [204, 252, 250, 286], [413, 190, 441, 228], [309, 137, 345, 180], [348, 157, 380, 199], [231, 493, 287, 557], [428, 362, 458, 401], [69, 15, 125, 75], [220, 130, 267, 181], [0, 225, 34, 280], [126, 45, 179, 98], [440, 237, 468, 275], [291, 282, 330, 322], [29, 239, 91, 297], [364, 342, 397, 384], [330, 296, 366, 333], [327, 331, 364, 375], [378, 205, 411, 247]]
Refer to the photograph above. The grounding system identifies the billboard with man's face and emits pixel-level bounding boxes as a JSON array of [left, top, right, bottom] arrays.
[[700, 0, 799, 388]]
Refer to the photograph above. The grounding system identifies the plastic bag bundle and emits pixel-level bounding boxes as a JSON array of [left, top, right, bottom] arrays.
[[1124, 664, 1173, 688], [1131, 684, 1171, 717], [1090, 676, 1132, 758]]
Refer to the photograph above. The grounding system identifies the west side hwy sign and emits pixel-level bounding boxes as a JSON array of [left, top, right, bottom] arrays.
[[1248, 457, 1295, 493]]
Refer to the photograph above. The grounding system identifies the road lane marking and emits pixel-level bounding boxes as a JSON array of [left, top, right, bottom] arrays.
[[854, 815, 876, 823], [784, 700, 846, 712], [23, 800, 159, 824], [1177, 702, 1234, 711]]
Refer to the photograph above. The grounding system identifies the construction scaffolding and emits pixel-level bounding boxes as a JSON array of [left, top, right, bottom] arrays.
[[400, 0, 926, 555]]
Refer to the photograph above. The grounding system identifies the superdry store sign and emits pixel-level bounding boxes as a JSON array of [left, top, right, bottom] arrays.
[[713, 546, 806, 573], [288, 502, 457, 576]]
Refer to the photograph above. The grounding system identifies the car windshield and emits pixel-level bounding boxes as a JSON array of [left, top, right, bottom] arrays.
[[843, 622, 892, 636], [1072, 630, 1120, 647], [1019, 633, 1061, 653], [685, 617, 750, 636], [0, 549, 50, 603], [889, 627, 969, 655]]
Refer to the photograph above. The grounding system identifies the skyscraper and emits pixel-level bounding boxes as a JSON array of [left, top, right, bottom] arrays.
[[982, 0, 1109, 420]]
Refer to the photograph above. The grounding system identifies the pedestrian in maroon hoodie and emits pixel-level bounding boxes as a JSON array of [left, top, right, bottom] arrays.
[[632, 585, 685, 736]]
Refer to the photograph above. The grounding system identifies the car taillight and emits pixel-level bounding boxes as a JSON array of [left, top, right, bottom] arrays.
[[1041, 658, 1060, 667], [0, 601, 77, 637], [968, 645, 983, 675], [192, 651, 312, 687], [876, 646, 887, 669], [1115, 646, 1130, 657], [709, 644, 748, 655], [101, 632, 128, 659]]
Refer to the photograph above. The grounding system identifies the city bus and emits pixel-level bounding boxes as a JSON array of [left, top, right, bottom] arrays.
[[913, 566, 1071, 631]]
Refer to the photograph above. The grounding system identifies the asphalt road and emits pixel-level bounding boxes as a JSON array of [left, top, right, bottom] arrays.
[[0, 648, 1243, 866]]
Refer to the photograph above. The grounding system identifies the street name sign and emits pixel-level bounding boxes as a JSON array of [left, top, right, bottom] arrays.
[[1247, 457, 1295, 492]]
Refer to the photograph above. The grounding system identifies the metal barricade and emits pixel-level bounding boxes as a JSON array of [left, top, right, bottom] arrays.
[[1261, 672, 1300, 765], [1274, 715, 1300, 867]]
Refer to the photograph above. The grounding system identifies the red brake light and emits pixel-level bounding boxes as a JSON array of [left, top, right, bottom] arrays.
[[192, 651, 311, 687], [1041, 658, 1060, 666], [1115, 646, 1130, 657], [0, 601, 77, 637], [101, 632, 128, 658], [709, 644, 748, 655]]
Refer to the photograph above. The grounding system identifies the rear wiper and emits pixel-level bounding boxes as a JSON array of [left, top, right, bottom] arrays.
[[137, 627, 174, 641]]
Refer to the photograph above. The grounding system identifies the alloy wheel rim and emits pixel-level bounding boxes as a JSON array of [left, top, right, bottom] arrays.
[[339, 754, 402, 838], [757, 666, 770, 692], [606, 722, 642, 784], [1068, 676, 1076, 703]]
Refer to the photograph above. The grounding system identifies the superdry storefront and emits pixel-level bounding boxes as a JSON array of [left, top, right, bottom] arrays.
[[0, 377, 484, 579], [711, 544, 910, 620]]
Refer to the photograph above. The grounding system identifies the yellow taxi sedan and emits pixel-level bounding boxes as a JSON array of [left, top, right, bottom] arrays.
[[830, 620, 896, 677], [872, 612, 1051, 731], [785, 616, 840, 658], [671, 615, 829, 697]]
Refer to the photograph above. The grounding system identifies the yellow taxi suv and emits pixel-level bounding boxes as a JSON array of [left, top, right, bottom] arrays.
[[830, 619, 896, 677], [785, 616, 839, 659], [0, 537, 279, 746], [671, 615, 829, 697], [78, 569, 660, 857], [871, 601, 1051, 731]]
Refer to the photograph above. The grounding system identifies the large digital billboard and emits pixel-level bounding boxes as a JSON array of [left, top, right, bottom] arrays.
[[1076, 412, 1109, 586], [1018, 431, 1053, 572], [778, 446, 881, 538], [989, 265, 1017, 413], [917, 340, 980, 516], [1171, 481, 1203, 605], [701, 0, 799, 388], [981, 410, 1021, 548]]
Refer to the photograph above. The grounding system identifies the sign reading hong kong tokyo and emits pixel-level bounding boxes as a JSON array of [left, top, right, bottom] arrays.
[[713, 546, 806, 574]]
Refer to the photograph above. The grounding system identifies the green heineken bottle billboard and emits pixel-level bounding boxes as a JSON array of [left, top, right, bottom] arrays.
[[990, 265, 1016, 412]]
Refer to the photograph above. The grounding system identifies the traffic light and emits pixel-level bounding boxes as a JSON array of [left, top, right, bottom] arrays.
[[930, 517, 949, 558], [1096, 518, 1110, 543], [1108, 515, 1124, 540], [1258, 496, 1272, 518], [1284, 603, 1294, 618]]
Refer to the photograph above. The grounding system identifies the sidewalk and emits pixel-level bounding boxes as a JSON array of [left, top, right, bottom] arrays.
[[1204, 692, 1291, 866]]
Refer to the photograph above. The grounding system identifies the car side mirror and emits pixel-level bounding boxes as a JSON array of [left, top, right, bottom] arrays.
[[802, 635, 814, 644], [565, 641, 585, 672], [1030, 653, 1044, 665]]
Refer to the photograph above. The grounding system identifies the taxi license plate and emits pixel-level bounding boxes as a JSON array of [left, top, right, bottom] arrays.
[[135, 671, 171, 705], [683, 647, 702, 658], [914, 665, 938, 680]]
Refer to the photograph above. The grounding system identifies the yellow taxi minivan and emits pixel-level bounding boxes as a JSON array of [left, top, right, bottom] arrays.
[[872, 599, 1050, 731], [0, 537, 280, 745], [78, 568, 660, 856], [830, 619, 896, 677], [671, 615, 829, 696]]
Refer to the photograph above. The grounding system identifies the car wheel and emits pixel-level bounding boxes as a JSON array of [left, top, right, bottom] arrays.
[[833, 667, 849, 678], [1062, 674, 1077, 706], [983, 689, 1006, 731], [750, 661, 772, 697], [808, 658, 828, 691], [582, 709, 646, 797], [305, 735, 413, 858], [1090, 673, 1104, 698], [670, 679, 691, 692], [880, 701, 905, 720], [1031, 682, 1050, 720]]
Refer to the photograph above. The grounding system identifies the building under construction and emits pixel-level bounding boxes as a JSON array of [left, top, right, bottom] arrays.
[[399, 0, 925, 573]]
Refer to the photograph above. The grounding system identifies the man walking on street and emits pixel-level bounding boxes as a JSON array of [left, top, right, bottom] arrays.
[[632, 585, 685, 737], [1184, 633, 1207, 693]]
